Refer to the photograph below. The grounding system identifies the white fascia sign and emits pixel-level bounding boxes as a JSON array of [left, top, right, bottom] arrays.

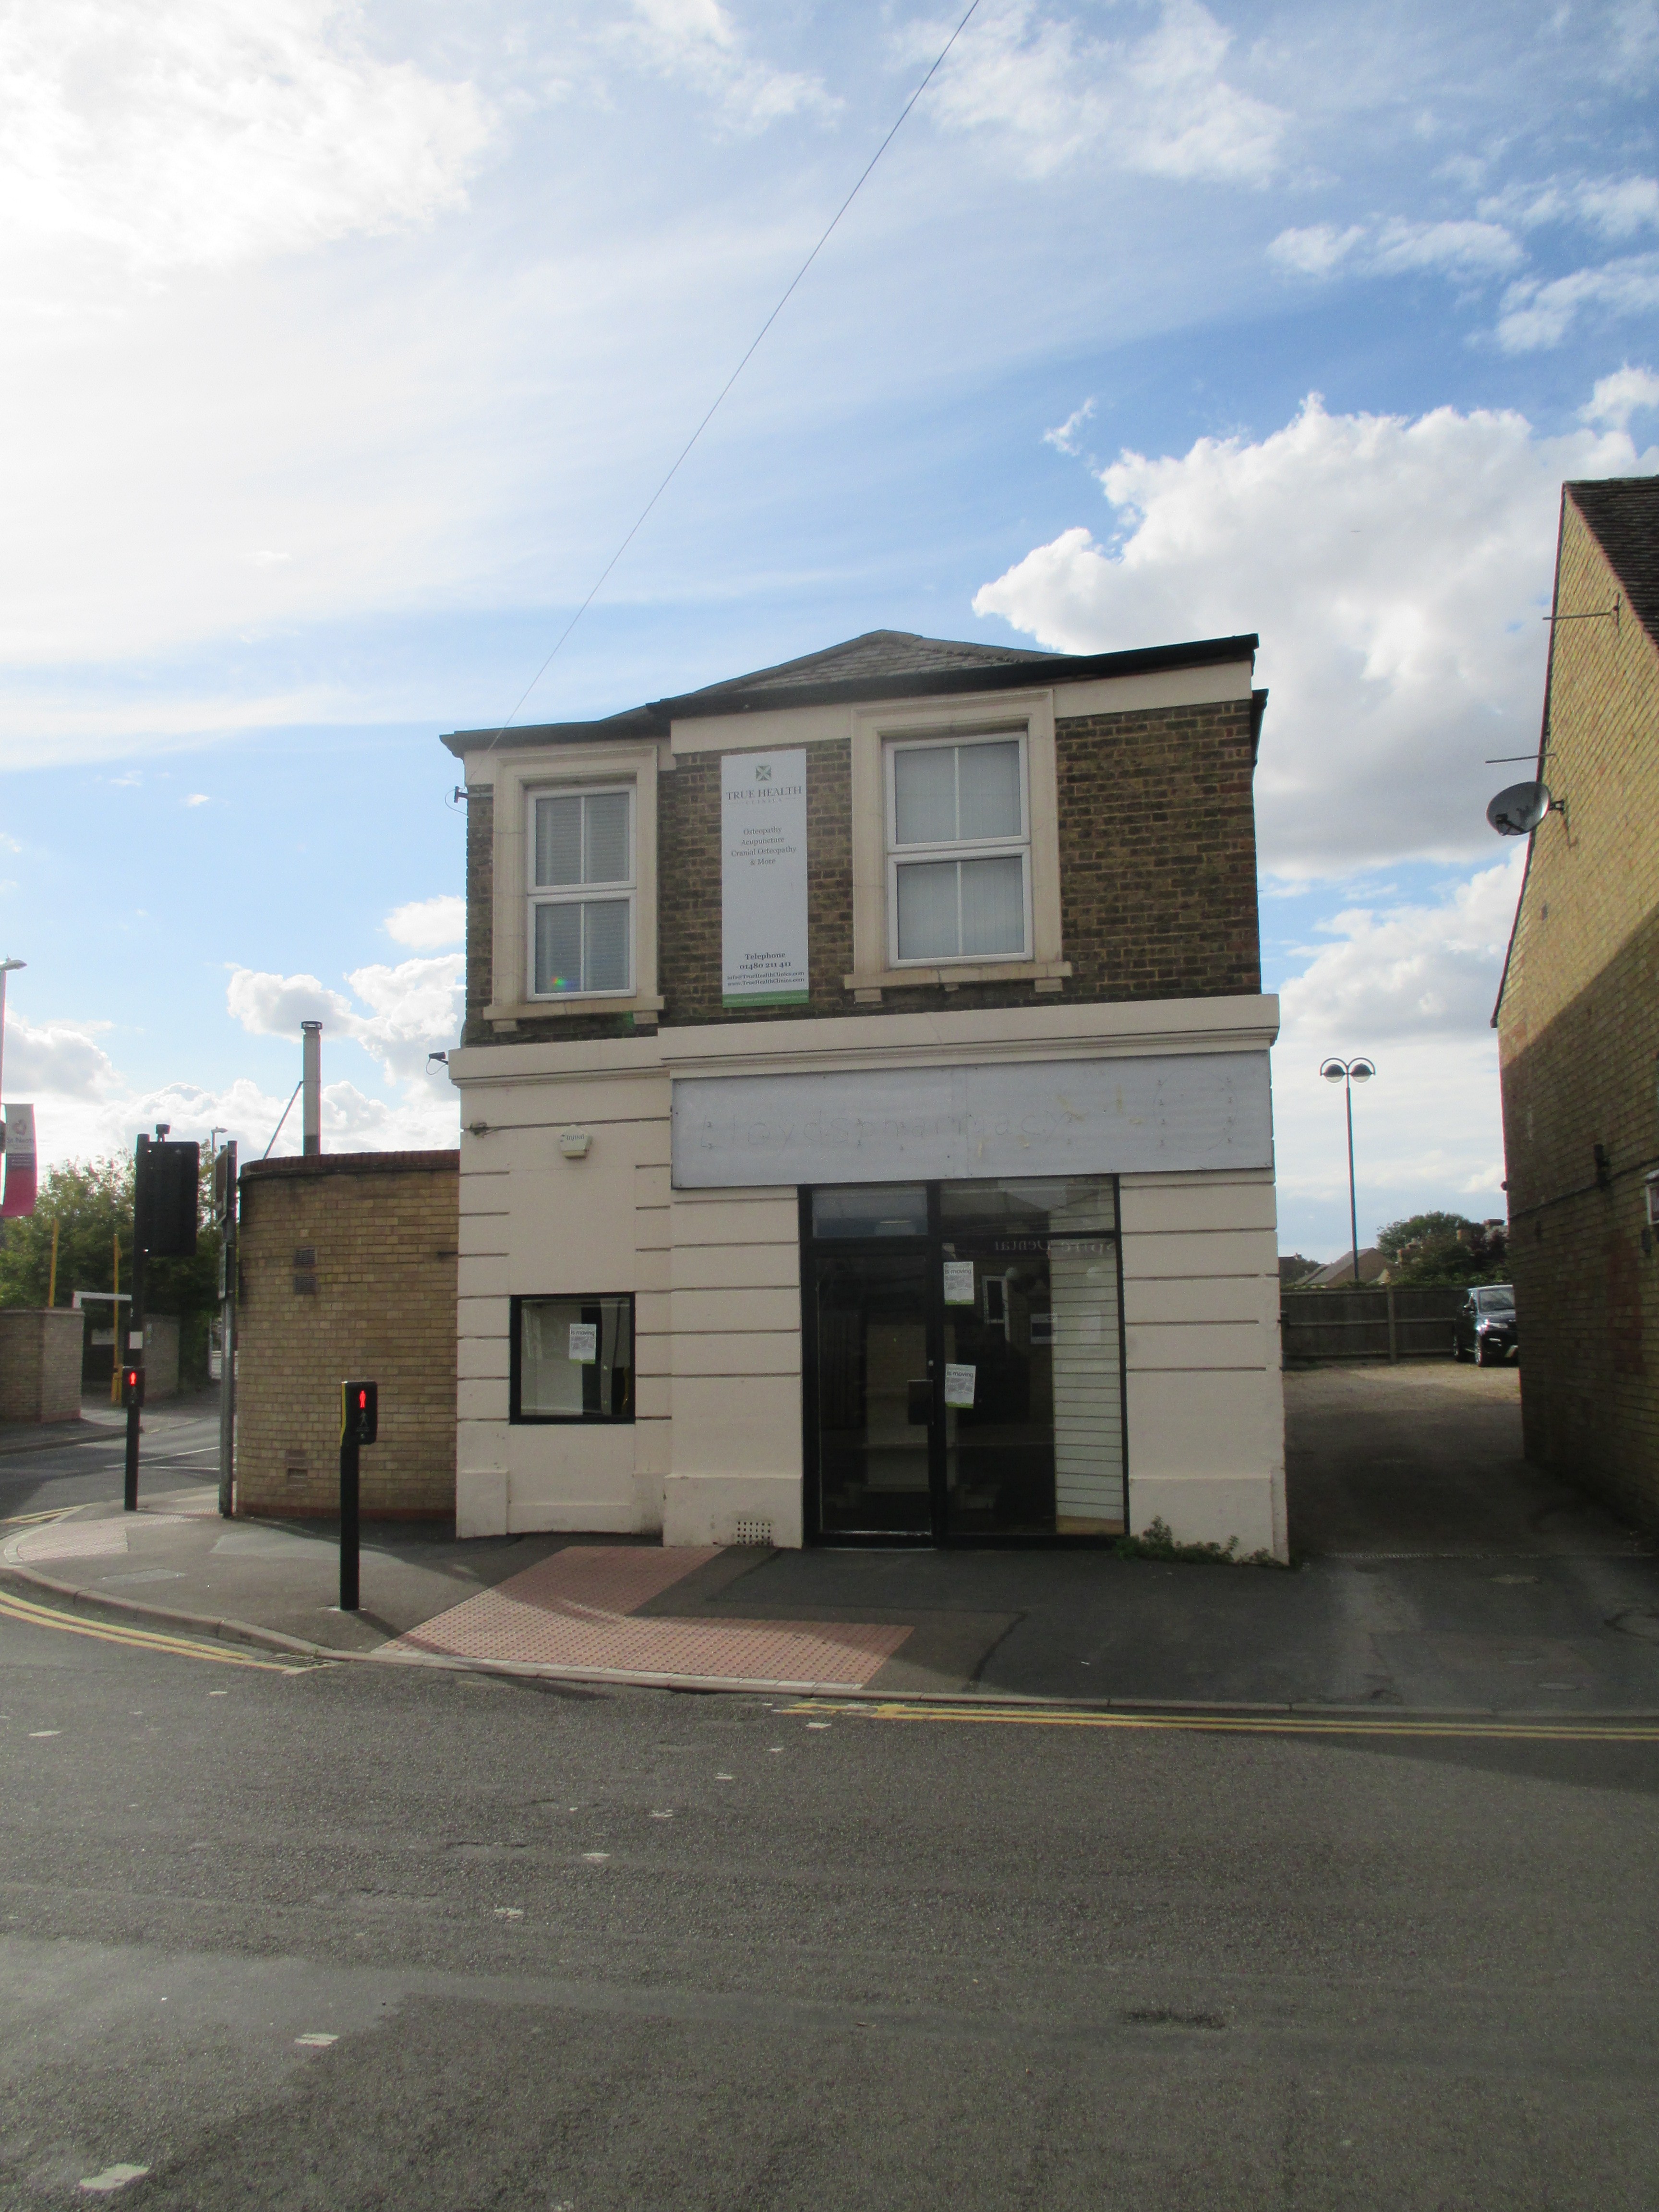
[[721, 750, 809, 1010]]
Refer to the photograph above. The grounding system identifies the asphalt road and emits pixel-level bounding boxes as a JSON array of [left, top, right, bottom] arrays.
[[0, 1405, 223, 1524], [3, 1603, 1659, 2207]]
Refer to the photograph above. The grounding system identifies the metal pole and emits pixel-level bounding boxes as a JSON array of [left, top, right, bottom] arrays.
[[0, 957, 22, 1103], [301, 1022, 322, 1159], [339, 1438, 360, 1611], [217, 1140, 237, 1519], [124, 1134, 146, 1512], [110, 1234, 121, 1406], [1346, 1077, 1359, 1284], [47, 1218, 58, 1308]]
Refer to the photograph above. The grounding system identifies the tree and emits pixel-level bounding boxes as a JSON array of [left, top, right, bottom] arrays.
[[1376, 1212, 1474, 1265], [1375, 1211, 1508, 1287], [0, 1153, 222, 1381]]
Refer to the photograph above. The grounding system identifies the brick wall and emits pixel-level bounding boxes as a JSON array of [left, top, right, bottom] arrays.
[[1056, 698, 1260, 1000], [235, 1151, 459, 1518], [1498, 491, 1659, 1527], [465, 696, 1262, 1039], [462, 784, 494, 1046], [0, 1309, 83, 1423]]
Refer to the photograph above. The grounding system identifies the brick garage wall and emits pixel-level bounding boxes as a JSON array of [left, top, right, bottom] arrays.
[[0, 1309, 83, 1423], [1498, 490, 1659, 1527], [236, 1152, 459, 1519]]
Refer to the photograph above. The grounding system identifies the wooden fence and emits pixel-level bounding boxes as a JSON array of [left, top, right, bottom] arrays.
[[1280, 1284, 1466, 1365]]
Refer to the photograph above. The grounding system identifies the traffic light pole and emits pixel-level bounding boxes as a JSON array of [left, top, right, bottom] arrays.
[[339, 1437, 360, 1611], [337, 1381, 376, 1614], [124, 1135, 148, 1514], [216, 1141, 238, 1519]]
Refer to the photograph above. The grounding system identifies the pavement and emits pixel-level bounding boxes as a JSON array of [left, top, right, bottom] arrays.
[[5, 1359, 1659, 1710]]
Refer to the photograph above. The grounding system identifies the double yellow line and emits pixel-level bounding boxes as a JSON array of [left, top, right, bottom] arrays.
[[0, 1583, 315, 1673], [788, 1699, 1659, 1744]]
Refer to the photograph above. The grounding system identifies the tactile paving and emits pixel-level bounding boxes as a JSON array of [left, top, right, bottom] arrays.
[[379, 1543, 911, 1687]]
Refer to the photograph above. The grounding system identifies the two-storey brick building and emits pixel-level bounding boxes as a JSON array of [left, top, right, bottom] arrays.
[[1496, 478, 1659, 1525], [443, 629, 1285, 1554]]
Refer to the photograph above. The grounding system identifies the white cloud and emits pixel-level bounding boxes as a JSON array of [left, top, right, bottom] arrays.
[[1278, 856, 1524, 1044], [1268, 223, 1365, 277], [0, 1011, 119, 1100], [384, 894, 466, 950], [1043, 398, 1096, 456], [1270, 217, 1520, 284], [1497, 253, 1659, 349], [1486, 173, 1659, 240], [974, 390, 1654, 876], [227, 954, 463, 1084], [908, 0, 1286, 184], [1269, 861, 1523, 1254], [0, 0, 496, 275], [27, 1070, 457, 1172], [1370, 218, 1522, 277], [1581, 361, 1659, 429], [183, 792, 211, 807], [619, 0, 834, 131]]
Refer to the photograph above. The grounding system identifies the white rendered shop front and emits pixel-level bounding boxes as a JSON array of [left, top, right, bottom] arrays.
[[451, 996, 1287, 1560]]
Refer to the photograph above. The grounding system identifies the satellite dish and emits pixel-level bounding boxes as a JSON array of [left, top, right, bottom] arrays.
[[1487, 781, 1552, 837]]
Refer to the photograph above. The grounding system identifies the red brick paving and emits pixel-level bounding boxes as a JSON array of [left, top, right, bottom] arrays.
[[379, 1544, 911, 1687]]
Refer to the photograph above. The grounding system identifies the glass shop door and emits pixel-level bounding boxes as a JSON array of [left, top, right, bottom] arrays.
[[809, 1249, 935, 1539], [803, 1178, 1127, 1548]]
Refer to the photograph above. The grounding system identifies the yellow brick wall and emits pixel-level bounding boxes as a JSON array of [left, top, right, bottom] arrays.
[[1498, 493, 1659, 1524], [235, 1153, 459, 1518]]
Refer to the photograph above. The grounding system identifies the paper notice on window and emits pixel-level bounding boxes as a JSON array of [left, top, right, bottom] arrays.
[[943, 1362, 976, 1408], [567, 1322, 598, 1365], [942, 1260, 976, 1305]]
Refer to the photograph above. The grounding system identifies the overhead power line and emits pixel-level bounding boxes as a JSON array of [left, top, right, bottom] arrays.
[[478, 0, 985, 758]]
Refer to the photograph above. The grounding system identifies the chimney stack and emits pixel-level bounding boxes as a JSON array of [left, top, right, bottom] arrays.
[[301, 1022, 322, 1158]]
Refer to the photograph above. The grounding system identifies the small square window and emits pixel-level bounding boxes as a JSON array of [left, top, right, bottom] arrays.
[[511, 1294, 635, 1421]]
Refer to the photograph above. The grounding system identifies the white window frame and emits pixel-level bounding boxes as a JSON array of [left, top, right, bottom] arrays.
[[844, 688, 1067, 998], [477, 737, 664, 1028], [526, 782, 636, 1001], [883, 730, 1033, 968]]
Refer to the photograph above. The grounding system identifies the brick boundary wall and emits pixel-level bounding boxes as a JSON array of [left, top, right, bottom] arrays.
[[0, 1309, 84, 1424], [235, 1151, 459, 1519]]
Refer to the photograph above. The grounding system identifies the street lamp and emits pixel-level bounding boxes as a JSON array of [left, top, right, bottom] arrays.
[[0, 956, 24, 1108], [1320, 1056, 1376, 1283]]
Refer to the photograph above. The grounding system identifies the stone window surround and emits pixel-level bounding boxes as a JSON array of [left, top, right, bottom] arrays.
[[847, 688, 1068, 1003], [481, 739, 665, 1030]]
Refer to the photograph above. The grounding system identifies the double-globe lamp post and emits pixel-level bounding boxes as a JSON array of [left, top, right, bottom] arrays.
[[1321, 1056, 1377, 1284]]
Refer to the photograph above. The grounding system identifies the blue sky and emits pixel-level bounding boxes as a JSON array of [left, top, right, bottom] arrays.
[[2, 0, 1658, 1258]]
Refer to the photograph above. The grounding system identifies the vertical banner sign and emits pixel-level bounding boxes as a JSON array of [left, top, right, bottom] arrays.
[[721, 750, 809, 1009], [0, 1103, 37, 1218]]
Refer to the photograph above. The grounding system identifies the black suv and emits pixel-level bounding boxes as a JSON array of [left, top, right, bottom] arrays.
[[1453, 1284, 1518, 1365]]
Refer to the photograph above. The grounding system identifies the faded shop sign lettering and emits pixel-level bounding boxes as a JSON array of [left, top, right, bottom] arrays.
[[670, 1054, 1274, 1188]]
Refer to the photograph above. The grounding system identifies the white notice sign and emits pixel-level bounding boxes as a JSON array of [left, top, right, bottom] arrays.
[[567, 1322, 598, 1365], [943, 1363, 976, 1408], [942, 1260, 976, 1305], [722, 750, 809, 1008]]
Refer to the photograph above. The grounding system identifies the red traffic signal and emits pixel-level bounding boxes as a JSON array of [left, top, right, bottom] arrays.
[[340, 1379, 378, 1447], [120, 1367, 144, 1408]]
